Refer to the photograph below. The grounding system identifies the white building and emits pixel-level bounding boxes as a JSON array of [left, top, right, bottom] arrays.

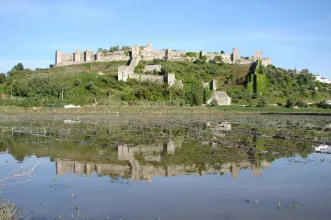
[[315, 75, 331, 84]]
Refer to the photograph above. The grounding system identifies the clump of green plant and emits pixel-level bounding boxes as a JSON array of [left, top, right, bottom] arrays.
[[316, 101, 331, 109], [0, 198, 20, 220], [256, 98, 267, 107]]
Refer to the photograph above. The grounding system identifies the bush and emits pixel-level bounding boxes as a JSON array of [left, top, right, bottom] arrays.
[[285, 98, 296, 108], [257, 98, 267, 107], [296, 100, 308, 108], [209, 99, 218, 107], [316, 101, 331, 109]]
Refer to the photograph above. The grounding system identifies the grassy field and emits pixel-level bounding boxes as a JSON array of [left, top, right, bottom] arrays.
[[2, 60, 330, 108]]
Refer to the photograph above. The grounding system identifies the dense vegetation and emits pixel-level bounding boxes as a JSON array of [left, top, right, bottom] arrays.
[[0, 57, 330, 108]]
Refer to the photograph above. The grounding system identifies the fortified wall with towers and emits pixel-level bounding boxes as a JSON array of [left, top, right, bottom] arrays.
[[54, 42, 272, 67], [54, 42, 271, 91]]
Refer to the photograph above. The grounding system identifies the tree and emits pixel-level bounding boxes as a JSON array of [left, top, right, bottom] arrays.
[[0, 73, 6, 83], [12, 63, 24, 71], [221, 50, 225, 54], [97, 48, 103, 53], [121, 45, 130, 51], [200, 56, 207, 63], [285, 98, 296, 108], [191, 83, 204, 106], [109, 45, 120, 52], [257, 98, 267, 107], [213, 56, 224, 65]]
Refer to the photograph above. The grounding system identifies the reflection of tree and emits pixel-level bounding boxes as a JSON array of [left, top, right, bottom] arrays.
[[0, 120, 317, 180], [0, 141, 7, 152]]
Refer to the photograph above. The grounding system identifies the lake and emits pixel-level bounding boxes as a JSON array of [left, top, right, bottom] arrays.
[[0, 113, 330, 220]]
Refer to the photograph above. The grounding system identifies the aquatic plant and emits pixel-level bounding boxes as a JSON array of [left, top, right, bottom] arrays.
[[0, 198, 19, 220]]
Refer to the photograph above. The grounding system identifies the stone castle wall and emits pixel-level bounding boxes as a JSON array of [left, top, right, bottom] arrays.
[[129, 73, 164, 84], [54, 42, 272, 67], [202, 52, 232, 63], [55, 49, 130, 67]]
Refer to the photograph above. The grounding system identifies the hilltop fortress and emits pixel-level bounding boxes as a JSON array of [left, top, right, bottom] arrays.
[[54, 42, 271, 103], [55, 42, 272, 67]]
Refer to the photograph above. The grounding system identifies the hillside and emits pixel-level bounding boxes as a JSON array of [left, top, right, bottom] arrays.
[[0, 60, 330, 107]]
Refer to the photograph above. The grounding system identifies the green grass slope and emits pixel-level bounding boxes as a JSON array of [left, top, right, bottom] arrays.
[[0, 59, 330, 108]]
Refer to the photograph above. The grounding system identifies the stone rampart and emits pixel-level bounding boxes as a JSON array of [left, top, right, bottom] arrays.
[[130, 73, 164, 84], [143, 64, 162, 73], [140, 50, 166, 61], [55, 49, 129, 67], [54, 42, 272, 67], [203, 52, 232, 63], [98, 51, 128, 62], [262, 57, 272, 66]]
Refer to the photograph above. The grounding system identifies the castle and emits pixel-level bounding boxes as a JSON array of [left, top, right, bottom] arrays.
[[54, 42, 271, 91], [54, 42, 272, 67]]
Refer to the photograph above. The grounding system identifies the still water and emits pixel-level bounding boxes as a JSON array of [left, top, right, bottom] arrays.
[[0, 114, 330, 220]]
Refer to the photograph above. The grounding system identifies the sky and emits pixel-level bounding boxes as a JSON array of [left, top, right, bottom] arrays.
[[0, 0, 330, 78]]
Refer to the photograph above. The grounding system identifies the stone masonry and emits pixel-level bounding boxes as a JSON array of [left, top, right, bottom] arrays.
[[207, 91, 232, 106], [54, 42, 272, 67], [54, 42, 271, 90]]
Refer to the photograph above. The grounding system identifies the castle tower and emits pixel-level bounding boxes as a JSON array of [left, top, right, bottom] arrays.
[[166, 49, 173, 60], [254, 51, 262, 60], [146, 42, 152, 50], [130, 45, 140, 58], [74, 50, 81, 63], [96, 52, 102, 61], [85, 49, 93, 62], [232, 48, 240, 62], [55, 50, 63, 64]]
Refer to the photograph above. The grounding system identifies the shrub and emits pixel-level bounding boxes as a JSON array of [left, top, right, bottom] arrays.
[[316, 101, 331, 109], [257, 98, 267, 107], [296, 100, 308, 108], [209, 99, 218, 107], [285, 98, 296, 108]]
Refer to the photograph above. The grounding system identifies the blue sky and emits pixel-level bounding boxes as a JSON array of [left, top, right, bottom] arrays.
[[0, 0, 330, 78]]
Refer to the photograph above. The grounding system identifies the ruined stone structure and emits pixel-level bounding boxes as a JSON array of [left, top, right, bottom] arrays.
[[143, 64, 162, 73], [55, 49, 128, 66], [207, 91, 231, 106], [202, 79, 218, 91], [54, 42, 271, 89], [54, 42, 272, 67]]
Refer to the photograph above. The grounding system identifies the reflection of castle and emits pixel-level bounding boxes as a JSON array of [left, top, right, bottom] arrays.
[[206, 121, 232, 138], [55, 139, 183, 181], [55, 137, 271, 182]]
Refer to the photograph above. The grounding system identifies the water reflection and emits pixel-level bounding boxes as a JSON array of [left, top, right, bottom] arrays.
[[1, 115, 331, 219], [314, 144, 331, 154], [54, 138, 272, 181], [0, 120, 316, 182]]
